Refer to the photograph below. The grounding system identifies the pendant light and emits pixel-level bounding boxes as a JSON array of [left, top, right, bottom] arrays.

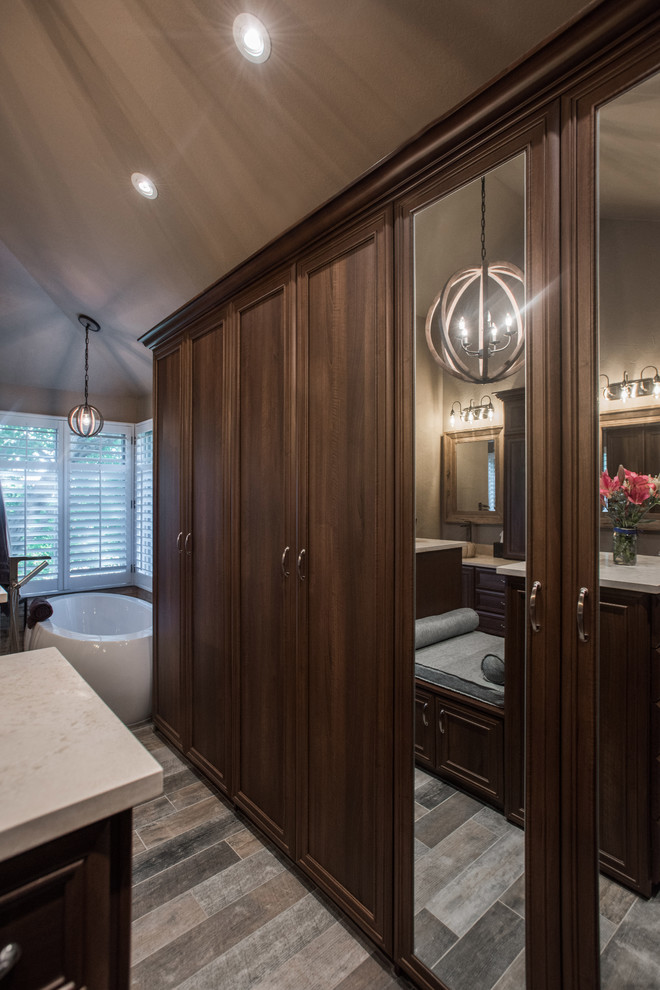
[[425, 175, 525, 384], [68, 314, 104, 438]]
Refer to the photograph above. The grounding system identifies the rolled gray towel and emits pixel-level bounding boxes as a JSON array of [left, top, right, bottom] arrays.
[[415, 608, 480, 649], [26, 597, 53, 629], [481, 653, 505, 685]]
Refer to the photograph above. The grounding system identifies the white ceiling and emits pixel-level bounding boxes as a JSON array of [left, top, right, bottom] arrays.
[[0, 0, 621, 401]]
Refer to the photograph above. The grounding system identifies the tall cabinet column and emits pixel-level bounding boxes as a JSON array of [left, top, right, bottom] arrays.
[[296, 209, 395, 949]]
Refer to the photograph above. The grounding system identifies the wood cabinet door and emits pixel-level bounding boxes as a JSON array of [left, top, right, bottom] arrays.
[[415, 687, 436, 768], [232, 271, 296, 855], [297, 210, 394, 949], [599, 591, 651, 895], [153, 340, 187, 749], [187, 316, 231, 794]]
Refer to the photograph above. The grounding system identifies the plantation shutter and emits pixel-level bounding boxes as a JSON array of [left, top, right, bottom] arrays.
[[134, 424, 153, 587], [0, 422, 59, 587], [67, 430, 131, 583]]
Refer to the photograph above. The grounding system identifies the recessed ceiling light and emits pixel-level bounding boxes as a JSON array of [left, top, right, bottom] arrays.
[[131, 172, 158, 200], [233, 13, 271, 63]]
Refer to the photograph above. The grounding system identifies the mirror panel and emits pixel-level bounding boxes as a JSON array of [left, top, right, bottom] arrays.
[[413, 154, 526, 989], [596, 69, 660, 987]]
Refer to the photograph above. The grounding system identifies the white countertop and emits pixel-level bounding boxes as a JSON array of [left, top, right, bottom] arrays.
[[415, 538, 466, 552], [0, 586, 6, 604], [497, 553, 660, 594], [0, 647, 163, 862]]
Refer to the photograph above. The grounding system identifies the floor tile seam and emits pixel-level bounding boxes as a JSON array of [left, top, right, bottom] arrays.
[[246, 918, 366, 990], [434, 897, 523, 958], [169, 889, 334, 990], [131, 827, 248, 889], [134, 799, 235, 849], [184, 855, 288, 919], [415, 821, 507, 896], [130, 891, 211, 967]]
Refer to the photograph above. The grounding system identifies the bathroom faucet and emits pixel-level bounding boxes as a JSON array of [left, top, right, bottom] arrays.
[[8, 555, 51, 592], [6, 554, 51, 653]]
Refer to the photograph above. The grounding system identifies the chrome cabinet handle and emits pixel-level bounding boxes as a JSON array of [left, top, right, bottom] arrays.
[[281, 546, 290, 578], [297, 548, 306, 582], [529, 580, 541, 633], [0, 942, 21, 979], [176, 531, 183, 553], [184, 532, 192, 556], [422, 702, 429, 728], [577, 586, 590, 643], [438, 709, 446, 735]]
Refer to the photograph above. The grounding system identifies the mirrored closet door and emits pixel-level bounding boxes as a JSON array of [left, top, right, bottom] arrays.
[[568, 50, 660, 990], [397, 111, 563, 990]]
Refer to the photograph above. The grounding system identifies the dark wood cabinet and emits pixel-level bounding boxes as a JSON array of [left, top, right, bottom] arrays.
[[231, 270, 296, 855], [506, 575, 660, 894], [462, 564, 507, 635], [415, 688, 436, 768], [416, 546, 462, 618], [0, 813, 131, 990], [414, 683, 504, 809], [496, 389, 525, 561], [297, 211, 394, 949], [153, 316, 231, 794]]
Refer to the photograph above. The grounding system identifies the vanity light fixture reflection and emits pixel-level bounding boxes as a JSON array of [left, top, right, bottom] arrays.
[[449, 395, 495, 427], [600, 366, 660, 403]]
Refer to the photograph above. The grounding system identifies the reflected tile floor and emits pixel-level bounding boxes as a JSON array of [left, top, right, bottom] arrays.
[[414, 767, 660, 990], [130, 724, 413, 990]]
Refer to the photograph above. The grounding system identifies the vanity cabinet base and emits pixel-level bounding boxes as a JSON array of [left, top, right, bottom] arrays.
[[415, 680, 504, 810], [0, 812, 131, 990]]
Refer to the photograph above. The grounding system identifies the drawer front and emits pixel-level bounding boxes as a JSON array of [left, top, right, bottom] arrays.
[[477, 612, 506, 636], [475, 589, 506, 615], [475, 567, 506, 593]]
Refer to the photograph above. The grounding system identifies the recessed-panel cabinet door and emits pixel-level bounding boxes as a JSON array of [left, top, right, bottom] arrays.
[[153, 342, 186, 748], [188, 319, 231, 793], [233, 272, 296, 855], [297, 211, 394, 948]]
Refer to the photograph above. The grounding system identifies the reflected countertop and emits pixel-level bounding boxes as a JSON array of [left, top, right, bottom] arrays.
[[0, 646, 163, 862], [497, 554, 660, 594], [415, 538, 466, 552], [0, 586, 6, 603]]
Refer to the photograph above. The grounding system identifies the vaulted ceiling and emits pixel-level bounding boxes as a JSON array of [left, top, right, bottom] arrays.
[[0, 0, 602, 401]]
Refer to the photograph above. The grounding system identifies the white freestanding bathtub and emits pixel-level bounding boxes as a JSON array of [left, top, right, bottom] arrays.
[[24, 593, 153, 725]]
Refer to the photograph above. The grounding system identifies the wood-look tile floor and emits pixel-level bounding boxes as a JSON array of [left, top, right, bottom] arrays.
[[414, 767, 660, 990], [130, 723, 413, 990]]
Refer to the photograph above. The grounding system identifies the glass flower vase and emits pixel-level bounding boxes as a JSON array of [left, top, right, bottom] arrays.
[[612, 526, 638, 565]]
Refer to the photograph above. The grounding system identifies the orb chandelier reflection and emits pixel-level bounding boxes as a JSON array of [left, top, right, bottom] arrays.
[[425, 176, 525, 384]]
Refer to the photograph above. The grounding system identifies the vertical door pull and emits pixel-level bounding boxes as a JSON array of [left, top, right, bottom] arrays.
[[438, 709, 446, 734], [577, 587, 590, 643], [529, 579, 541, 633], [185, 532, 192, 556], [0, 942, 21, 979], [297, 548, 306, 581], [176, 531, 183, 553], [281, 546, 290, 578], [422, 702, 429, 727]]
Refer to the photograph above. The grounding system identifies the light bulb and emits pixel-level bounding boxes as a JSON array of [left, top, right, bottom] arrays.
[[449, 411, 455, 427]]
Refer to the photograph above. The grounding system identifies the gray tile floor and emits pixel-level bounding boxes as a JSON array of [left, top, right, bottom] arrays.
[[414, 767, 660, 990], [130, 723, 413, 990]]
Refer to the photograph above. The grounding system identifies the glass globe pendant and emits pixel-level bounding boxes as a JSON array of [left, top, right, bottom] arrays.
[[68, 314, 104, 438]]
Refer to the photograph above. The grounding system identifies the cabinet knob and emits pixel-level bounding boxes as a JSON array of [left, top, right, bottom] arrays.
[[0, 942, 21, 979]]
